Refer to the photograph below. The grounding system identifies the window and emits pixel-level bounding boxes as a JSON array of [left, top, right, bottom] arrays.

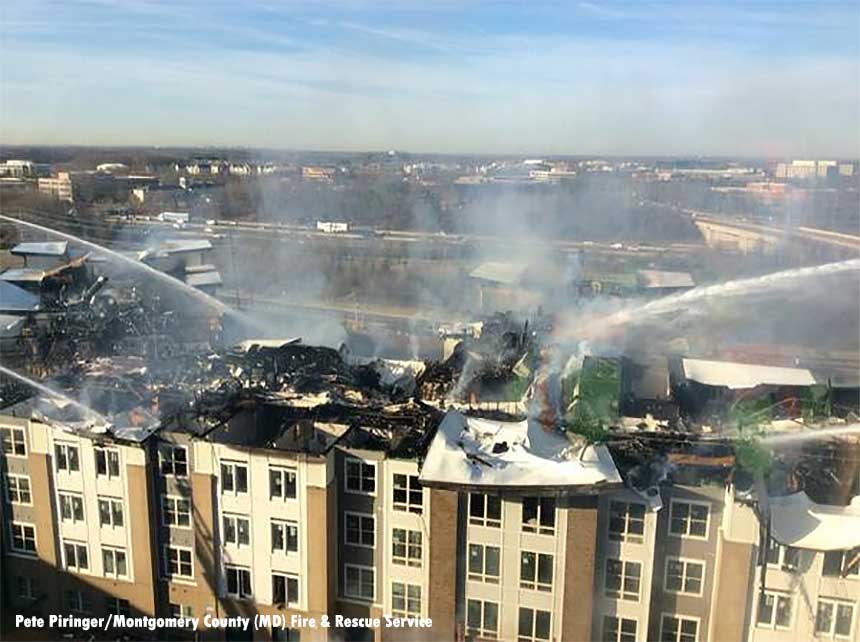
[[392, 474, 423, 513], [756, 591, 792, 629], [98, 497, 124, 528], [605, 559, 641, 601], [466, 599, 498, 639], [391, 582, 421, 618], [520, 551, 553, 591], [272, 573, 299, 605], [823, 550, 860, 578], [66, 590, 90, 614], [664, 559, 704, 596], [106, 597, 130, 616], [608, 501, 645, 542], [165, 546, 193, 579], [815, 599, 855, 638], [10, 522, 36, 554], [345, 458, 376, 494], [764, 538, 801, 570], [270, 466, 297, 500], [468, 543, 500, 583], [225, 565, 253, 598], [518, 607, 551, 642], [162, 496, 190, 528], [16, 576, 37, 600], [273, 627, 300, 642], [0, 426, 26, 456], [59, 492, 85, 523], [392, 528, 422, 567], [271, 519, 299, 554], [603, 616, 637, 642], [469, 493, 502, 527], [223, 514, 251, 547], [5, 474, 31, 504], [63, 540, 89, 571], [344, 564, 374, 601], [660, 615, 698, 642], [221, 461, 248, 494], [669, 501, 709, 538], [160, 445, 188, 477], [55, 443, 80, 472], [345, 512, 375, 548], [170, 603, 194, 620], [522, 497, 555, 535], [95, 447, 120, 479], [102, 547, 128, 578]]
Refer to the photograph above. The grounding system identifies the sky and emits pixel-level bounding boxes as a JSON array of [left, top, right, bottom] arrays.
[[1, 0, 858, 156]]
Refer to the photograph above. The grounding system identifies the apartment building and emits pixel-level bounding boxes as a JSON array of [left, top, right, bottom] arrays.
[[3, 400, 859, 642], [1, 412, 158, 628]]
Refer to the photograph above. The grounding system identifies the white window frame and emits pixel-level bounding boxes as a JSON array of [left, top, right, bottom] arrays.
[[755, 590, 793, 630], [664, 557, 705, 597], [220, 460, 249, 495], [391, 581, 421, 618], [522, 496, 556, 535], [225, 565, 253, 599], [271, 519, 299, 555], [162, 495, 191, 529], [223, 513, 251, 548], [605, 558, 642, 601], [62, 539, 90, 572], [764, 538, 801, 571], [660, 614, 700, 642], [102, 546, 128, 579], [58, 491, 85, 524], [160, 445, 188, 477], [344, 511, 375, 548], [520, 550, 553, 592], [55, 442, 80, 472], [269, 465, 298, 501], [9, 522, 36, 555], [517, 606, 551, 642], [272, 572, 300, 606], [94, 446, 121, 480], [468, 492, 502, 528], [602, 615, 638, 642], [344, 457, 376, 496], [5, 474, 32, 505], [392, 473, 424, 513], [468, 542, 501, 584], [466, 598, 499, 640], [164, 545, 194, 580], [668, 499, 710, 540], [0, 426, 26, 457], [98, 496, 125, 528], [392, 527, 422, 568], [815, 598, 856, 639], [344, 564, 375, 601], [607, 500, 646, 543]]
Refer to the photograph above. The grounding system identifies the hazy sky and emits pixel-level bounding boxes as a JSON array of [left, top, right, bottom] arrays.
[[1, 0, 858, 156]]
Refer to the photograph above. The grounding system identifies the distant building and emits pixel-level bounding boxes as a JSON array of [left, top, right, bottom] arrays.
[[0, 160, 51, 178], [775, 160, 842, 180], [95, 163, 129, 174], [37, 173, 74, 201], [302, 165, 337, 182]]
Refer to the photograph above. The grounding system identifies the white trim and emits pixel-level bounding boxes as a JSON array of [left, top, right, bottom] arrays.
[[601, 615, 639, 642], [163, 544, 194, 580], [344, 511, 376, 549], [4, 473, 32, 506], [668, 499, 711, 540], [659, 612, 701, 642], [663, 556, 706, 597], [0, 426, 27, 458], [161, 494, 192, 529], [8, 521, 37, 556], [815, 597, 856, 639], [344, 563, 375, 602], [343, 456, 377, 497], [159, 444, 189, 478], [755, 589, 794, 631]]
